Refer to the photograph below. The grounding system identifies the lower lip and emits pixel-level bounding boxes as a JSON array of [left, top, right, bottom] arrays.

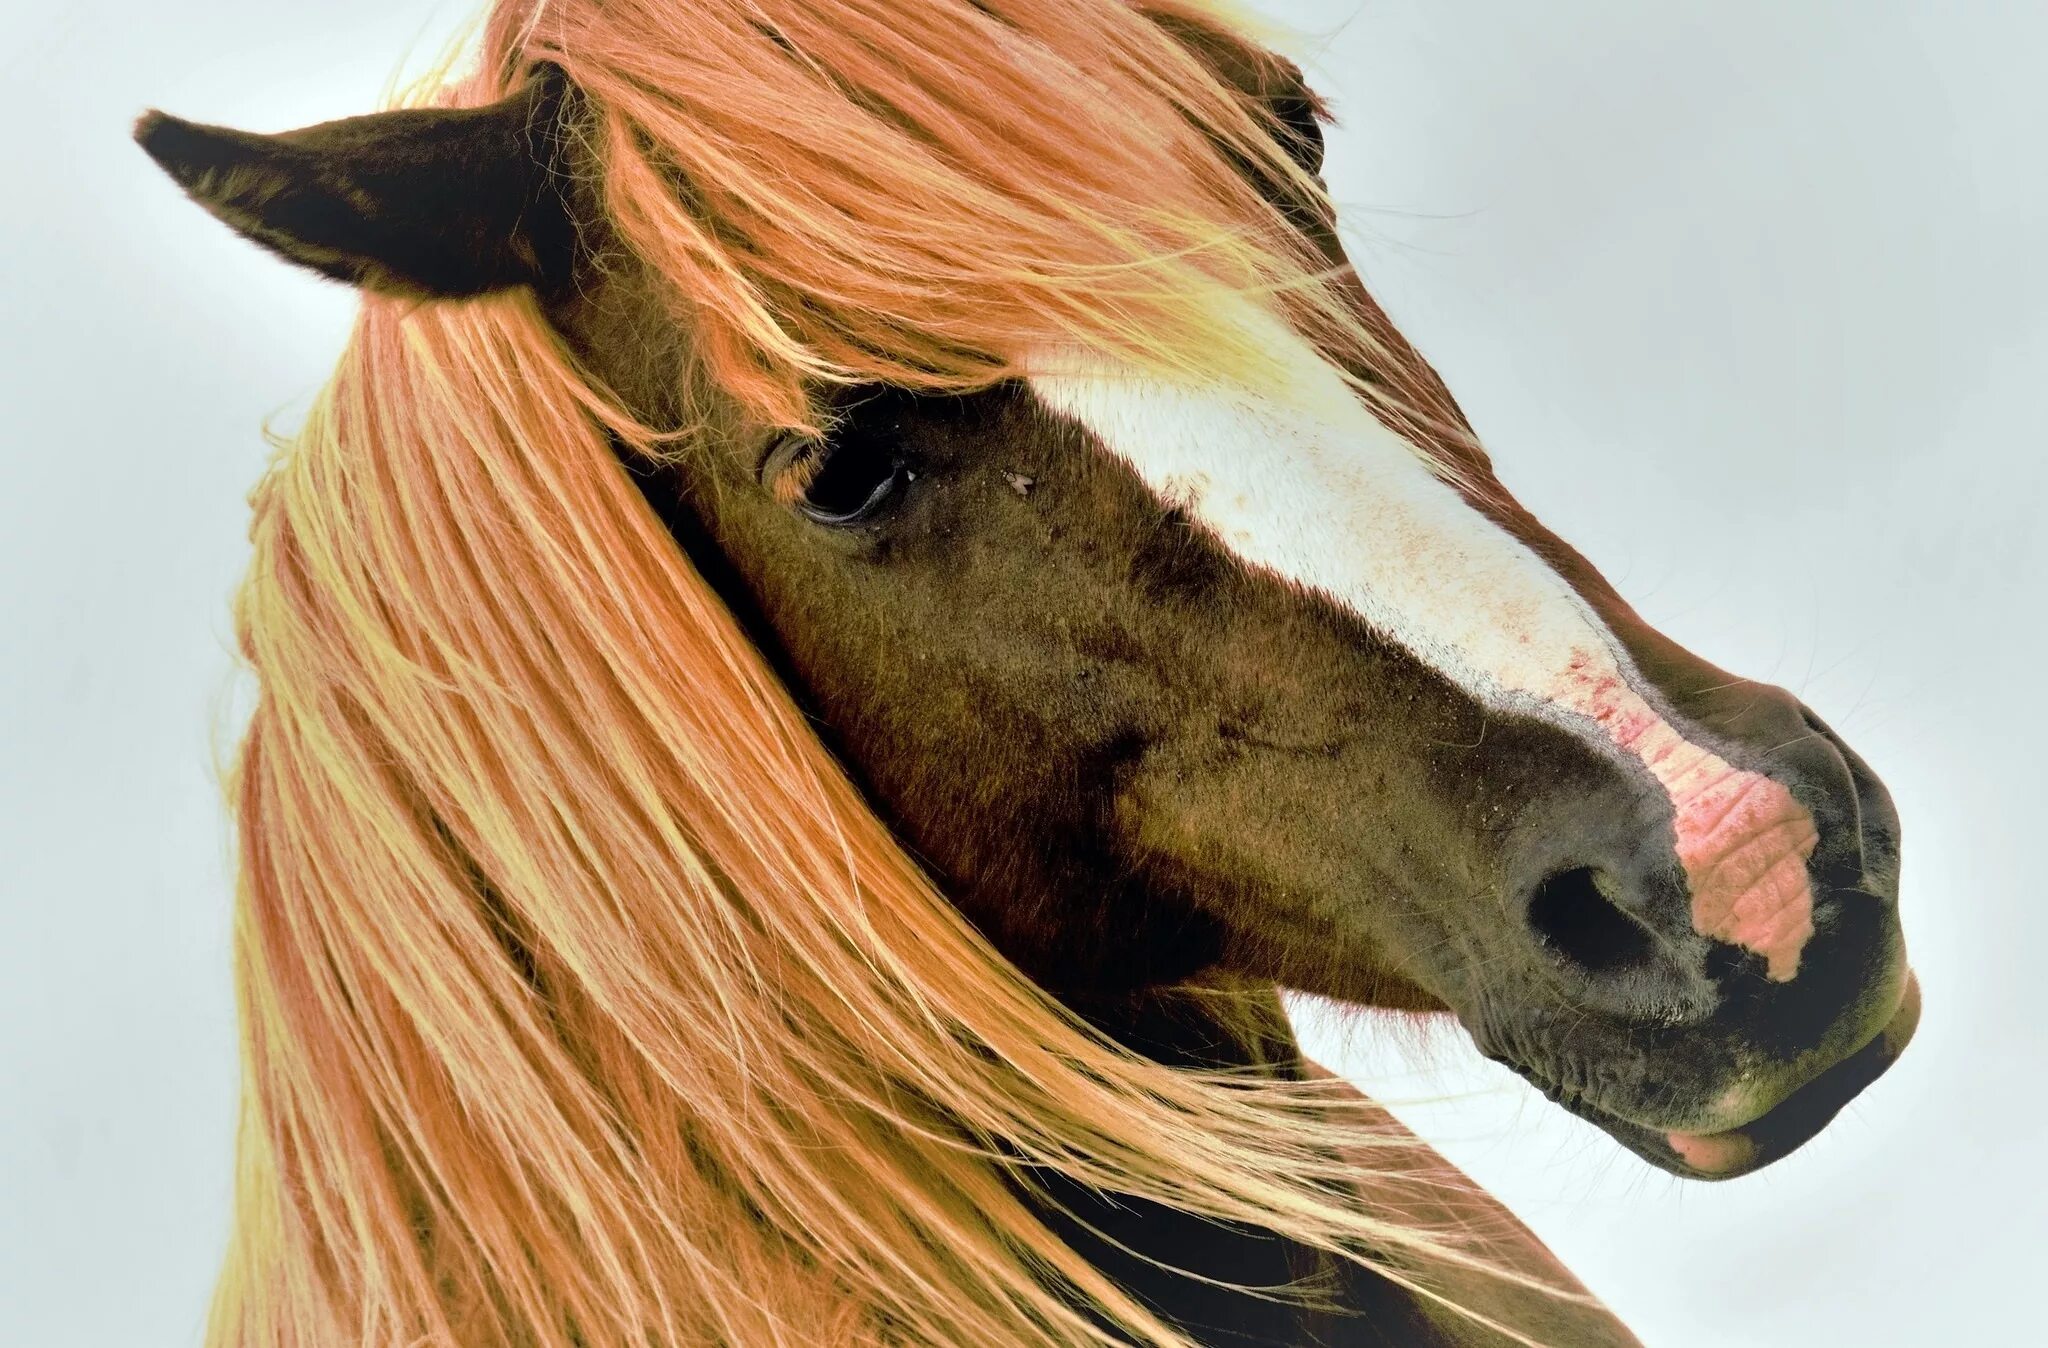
[[1664, 970, 1922, 1176], [1666, 1129, 1757, 1173]]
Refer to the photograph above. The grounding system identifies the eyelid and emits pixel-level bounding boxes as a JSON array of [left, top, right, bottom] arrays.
[[760, 433, 825, 505]]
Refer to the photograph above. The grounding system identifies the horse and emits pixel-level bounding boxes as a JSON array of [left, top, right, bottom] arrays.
[[134, 2, 1917, 1344]]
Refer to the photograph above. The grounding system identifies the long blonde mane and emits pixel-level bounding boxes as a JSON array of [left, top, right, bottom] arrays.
[[213, 3, 1528, 1345]]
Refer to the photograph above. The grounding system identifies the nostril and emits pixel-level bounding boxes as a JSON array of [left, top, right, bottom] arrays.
[[1527, 866, 1659, 977], [1792, 701, 1898, 888]]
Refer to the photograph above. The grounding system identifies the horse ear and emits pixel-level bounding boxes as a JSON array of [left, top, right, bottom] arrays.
[[1265, 69, 1326, 176], [1142, 11, 1327, 175], [133, 72, 576, 299]]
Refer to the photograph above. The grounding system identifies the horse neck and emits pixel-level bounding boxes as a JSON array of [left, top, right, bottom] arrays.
[[1020, 987, 1422, 1346], [1074, 982, 1307, 1077], [1027, 985, 1303, 1345]]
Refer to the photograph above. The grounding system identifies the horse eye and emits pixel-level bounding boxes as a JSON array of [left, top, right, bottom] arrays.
[[764, 427, 906, 527]]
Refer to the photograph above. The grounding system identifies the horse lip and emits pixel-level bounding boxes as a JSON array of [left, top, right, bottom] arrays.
[[1657, 970, 1921, 1178], [1500, 971, 1921, 1180]]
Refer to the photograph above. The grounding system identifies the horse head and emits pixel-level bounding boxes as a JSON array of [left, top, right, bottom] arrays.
[[138, 5, 1914, 1189]]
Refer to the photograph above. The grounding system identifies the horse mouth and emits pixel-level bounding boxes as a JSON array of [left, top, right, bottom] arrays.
[[1504, 972, 1921, 1180]]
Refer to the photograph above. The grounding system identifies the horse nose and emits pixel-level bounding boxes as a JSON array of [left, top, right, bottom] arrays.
[[1503, 685, 1896, 1025]]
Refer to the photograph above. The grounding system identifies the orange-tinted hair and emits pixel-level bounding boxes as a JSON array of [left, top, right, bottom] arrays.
[[533, 0, 1468, 446], [210, 3, 1534, 1346]]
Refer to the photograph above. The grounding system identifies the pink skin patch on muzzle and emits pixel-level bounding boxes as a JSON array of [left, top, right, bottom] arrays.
[[1665, 1129, 1758, 1175], [1561, 653, 1819, 982]]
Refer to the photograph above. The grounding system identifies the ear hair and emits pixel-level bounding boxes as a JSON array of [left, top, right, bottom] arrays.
[[134, 70, 577, 299], [1141, 10, 1329, 176], [1265, 73, 1328, 177]]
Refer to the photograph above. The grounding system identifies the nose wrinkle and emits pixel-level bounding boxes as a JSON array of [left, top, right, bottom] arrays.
[[1561, 653, 1819, 981]]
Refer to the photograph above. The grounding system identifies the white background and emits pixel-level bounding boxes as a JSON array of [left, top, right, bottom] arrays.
[[3, 2, 2041, 1344]]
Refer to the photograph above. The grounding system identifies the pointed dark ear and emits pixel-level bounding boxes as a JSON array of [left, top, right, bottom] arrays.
[[1143, 11, 1327, 176], [133, 71, 577, 299]]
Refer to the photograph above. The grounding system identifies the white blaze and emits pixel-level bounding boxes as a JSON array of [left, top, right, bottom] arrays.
[[1028, 311, 1622, 723]]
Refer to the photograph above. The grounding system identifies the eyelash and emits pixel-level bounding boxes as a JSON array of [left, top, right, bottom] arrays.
[[763, 429, 907, 527]]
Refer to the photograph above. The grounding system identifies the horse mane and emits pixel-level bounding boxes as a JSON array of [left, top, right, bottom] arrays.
[[212, 3, 1525, 1345], [538, 0, 1468, 444]]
